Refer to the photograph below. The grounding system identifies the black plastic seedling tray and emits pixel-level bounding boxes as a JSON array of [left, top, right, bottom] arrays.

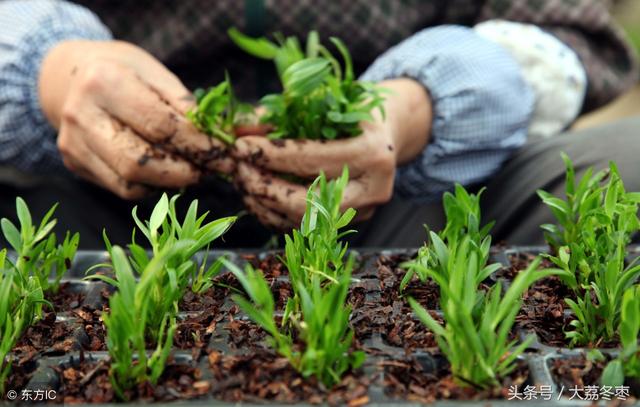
[[4, 248, 639, 405]]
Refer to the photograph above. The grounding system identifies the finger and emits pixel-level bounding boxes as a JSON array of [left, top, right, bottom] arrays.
[[84, 152, 150, 200], [236, 162, 309, 221], [133, 62, 237, 174], [354, 205, 376, 223], [134, 71, 237, 174], [242, 195, 297, 230], [139, 66, 196, 115], [234, 124, 272, 138], [86, 63, 181, 142], [68, 155, 149, 200], [233, 136, 375, 179], [83, 114, 202, 188], [83, 62, 231, 172], [90, 120, 201, 188], [109, 41, 197, 114], [237, 163, 380, 224], [62, 155, 98, 183], [59, 128, 149, 200]]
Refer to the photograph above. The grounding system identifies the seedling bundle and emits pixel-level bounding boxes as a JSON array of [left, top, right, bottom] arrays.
[[187, 29, 387, 143]]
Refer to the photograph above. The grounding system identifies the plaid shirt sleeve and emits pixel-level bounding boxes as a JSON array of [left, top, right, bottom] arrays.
[[0, 0, 111, 173], [361, 25, 534, 203]]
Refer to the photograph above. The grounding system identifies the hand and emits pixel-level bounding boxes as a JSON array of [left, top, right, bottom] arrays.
[[232, 78, 433, 229], [39, 40, 233, 199]]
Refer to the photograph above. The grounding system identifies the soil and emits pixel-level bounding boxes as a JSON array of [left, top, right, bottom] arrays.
[[4, 358, 38, 393], [381, 310, 440, 353], [551, 354, 640, 399], [11, 248, 627, 404], [179, 273, 237, 312], [499, 252, 554, 280], [244, 253, 286, 279], [508, 252, 621, 348], [179, 255, 291, 312], [375, 253, 438, 352], [220, 318, 269, 351], [550, 354, 607, 392], [71, 308, 231, 355], [174, 312, 224, 359], [13, 312, 80, 355], [508, 253, 571, 346], [382, 354, 530, 403], [47, 283, 85, 313], [377, 253, 440, 311], [517, 274, 574, 347], [74, 308, 107, 352], [54, 358, 207, 403], [207, 349, 371, 405]]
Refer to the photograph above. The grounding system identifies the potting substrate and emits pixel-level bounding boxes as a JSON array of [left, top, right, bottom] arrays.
[[3, 247, 637, 405]]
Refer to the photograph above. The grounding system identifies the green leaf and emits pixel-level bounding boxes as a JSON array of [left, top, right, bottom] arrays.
[[604, 180, 618, 217], [537, 190, 570, 215], [33, 220, 56, 245], [601, 360, 624, 387], [149, 193, 169, 236], [228, 27, 278, 59], [305, 31, 320, 58], [282, 58, 331, 97], [408, 297, 446, 336], [15, 197, 32, 236], [1, 219, 21, 252], [329, 37, 353, 81]]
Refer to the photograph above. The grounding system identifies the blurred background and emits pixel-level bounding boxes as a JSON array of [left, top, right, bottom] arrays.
[[574, 0, 640, 129]]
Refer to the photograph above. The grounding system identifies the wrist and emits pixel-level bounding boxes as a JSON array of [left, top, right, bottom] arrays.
[[39, 40, 110, 129], [39, 40, 83, 129], [378, 78, 432, 165]]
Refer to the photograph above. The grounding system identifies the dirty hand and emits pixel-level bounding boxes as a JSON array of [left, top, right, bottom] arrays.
[[232, 78, 433, 229], [39, 40, 232, 199]]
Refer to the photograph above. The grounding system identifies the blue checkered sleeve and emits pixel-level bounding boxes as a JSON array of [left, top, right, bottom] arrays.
[[361, 25, 534, 203], [0, 0, 111, 173]]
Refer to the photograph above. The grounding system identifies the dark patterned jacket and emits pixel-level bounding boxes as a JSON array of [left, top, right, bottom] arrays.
[[77, 0, 638, 112]]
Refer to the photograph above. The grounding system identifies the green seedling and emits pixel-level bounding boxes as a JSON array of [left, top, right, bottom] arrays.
[[126, 193, 235, 275], [0, 250, 47, 394], [409, 238, 559, 389], [560, 237, 640, 346], [103, 245, 181, 400], [1, 197, 79, 294], [190, 250, 224, 295], [186, 73, 253, 144], [0, 252, 19, 394], [1, 196, 76, 392], [537, 152, 611, 251], [225, 258, 364, 388], [90, 194, 235, 342], [540, 158, 640, 346], [400, 184, 495, 292], [601, 285, 640, 387], [225, 168, 363, 387], [440, 185, 493, 247], [229, 28, 387, 140], [282, 167, 356, 322]]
